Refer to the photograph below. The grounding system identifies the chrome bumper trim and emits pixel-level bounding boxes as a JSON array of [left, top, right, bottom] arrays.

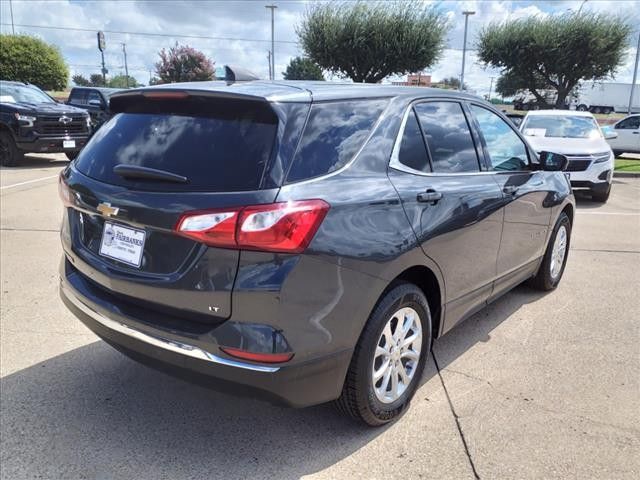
[[63, 284, 280, 373]]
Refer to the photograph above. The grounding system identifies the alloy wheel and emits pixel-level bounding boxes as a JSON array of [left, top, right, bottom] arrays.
[[550, 225, 567, 279]]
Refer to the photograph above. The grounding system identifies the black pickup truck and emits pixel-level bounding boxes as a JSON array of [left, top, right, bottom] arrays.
[[67, 86, 122, 132], [0, 80, 91, 166]]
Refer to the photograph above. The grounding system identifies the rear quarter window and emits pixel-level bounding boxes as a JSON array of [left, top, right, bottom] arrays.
[[286, 99, 388, 183]]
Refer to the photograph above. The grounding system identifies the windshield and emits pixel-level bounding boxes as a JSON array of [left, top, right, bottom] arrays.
[[522, 115, 601, 139], [0, 84, 55, 104]]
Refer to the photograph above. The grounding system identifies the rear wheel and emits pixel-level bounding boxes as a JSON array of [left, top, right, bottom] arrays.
[[529, 212, 571, 291], [335, 283, 432, 426], [0, 131, 23, 167], [577, 104, 588, 112]]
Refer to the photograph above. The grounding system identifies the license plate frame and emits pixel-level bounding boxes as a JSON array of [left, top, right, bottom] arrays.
[[63, 140, 76, 149], [99, 222, 146, 268]]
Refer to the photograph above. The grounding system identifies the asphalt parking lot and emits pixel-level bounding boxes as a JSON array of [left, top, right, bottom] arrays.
[[1, 154, 639, 480]]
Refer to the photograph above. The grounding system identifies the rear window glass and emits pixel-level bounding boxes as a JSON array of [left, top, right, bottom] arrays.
[[74, 102, 278, 192], [286, 99, 387, 182]]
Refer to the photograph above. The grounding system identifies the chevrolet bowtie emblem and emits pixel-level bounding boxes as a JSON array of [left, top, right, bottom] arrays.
[[97, 202, 119, 217]]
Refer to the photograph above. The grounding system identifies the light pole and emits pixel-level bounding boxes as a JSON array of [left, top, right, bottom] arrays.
[[577, 0, 589, 14], [488, 76, 494, 102], [265, 5, 277, 80], [121, 43, 129, 88], [9, 0, 15, 34], [460, 10, 475, 91], [629, 31, 640, 114]]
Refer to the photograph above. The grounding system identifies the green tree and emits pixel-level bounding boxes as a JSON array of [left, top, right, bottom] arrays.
[[108, 75, 140, 88], [90, 73, 105, 87], [0, 34, 68, 90], [72, 74, 91, 86], [282, 57, 324, 81], [155, 43, 214, 83], [495, 70, 549, 101], [297, 1, 449, 83], [477, 12, 631, 108]]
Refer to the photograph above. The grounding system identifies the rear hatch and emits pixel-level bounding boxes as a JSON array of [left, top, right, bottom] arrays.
[[61, 90, 293, 325]]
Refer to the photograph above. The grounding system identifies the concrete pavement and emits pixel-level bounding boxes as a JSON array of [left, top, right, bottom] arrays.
[[1, 155, 639, 479]]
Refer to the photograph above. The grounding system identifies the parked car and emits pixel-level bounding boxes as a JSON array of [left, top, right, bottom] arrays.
[[520, 110, 616, 202], [66, 87, 123, 132], [0, 80, 91, 166], [59, 82, 574, 426], [505, 112, 524, 127], [604, 114, 640, 156]]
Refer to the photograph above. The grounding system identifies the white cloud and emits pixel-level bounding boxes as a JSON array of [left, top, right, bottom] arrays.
[[0, 0, 636, 94]]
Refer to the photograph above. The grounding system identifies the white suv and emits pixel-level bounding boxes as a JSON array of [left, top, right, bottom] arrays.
[[520, 110, 616, 203]]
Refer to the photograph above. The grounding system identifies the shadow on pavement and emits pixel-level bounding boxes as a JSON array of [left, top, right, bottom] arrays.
[[0, 284, 545, 479], [0, 154, 68, 171]]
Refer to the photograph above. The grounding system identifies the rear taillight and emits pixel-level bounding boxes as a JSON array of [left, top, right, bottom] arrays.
[[175, 199, 329, 253]]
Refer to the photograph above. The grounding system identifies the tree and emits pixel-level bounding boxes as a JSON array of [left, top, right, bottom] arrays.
[[155, 43, 214, 83], [0, 34, 68, 90], [90, 73, 105, 87], [282, 57, 324, 80], [72, 74, 91, 86], [108, 75, 140, 88], [477, 12, 631, 108], [495, 70, 549, 100], [297, 1, 449, 83]]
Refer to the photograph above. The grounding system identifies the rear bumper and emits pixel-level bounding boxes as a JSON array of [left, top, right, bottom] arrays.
[[60, 263, 352, 408], [16, 134, 89, 153]]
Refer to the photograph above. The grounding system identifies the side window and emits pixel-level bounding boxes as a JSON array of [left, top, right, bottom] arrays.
[[616, 116, 640, 130], [397, 110, 430, 173], [414, 102, 480, 173], [286, 100, 387, 182], [87, 91, 102, 105], [68, 90, 87, 105], [470, 105, 529, 171]]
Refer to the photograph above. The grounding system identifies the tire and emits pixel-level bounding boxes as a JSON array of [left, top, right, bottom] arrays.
[[529, 212, 571, 291], [65, 151, 79, 161], [591, 184, 611, 203], [577, 104, 588, 112], [0, 131, 23, 167], [334, 283, 432, 426]]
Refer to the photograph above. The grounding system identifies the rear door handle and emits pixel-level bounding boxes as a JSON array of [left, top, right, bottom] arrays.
[[417, 189, 442, 205], [503, 185, 519, 195]]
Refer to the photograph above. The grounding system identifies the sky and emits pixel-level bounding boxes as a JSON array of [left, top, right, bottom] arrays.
[[0, 0, 638, 96]]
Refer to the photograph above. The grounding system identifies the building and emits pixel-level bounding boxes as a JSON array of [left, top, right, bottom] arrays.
[[391, 73, 431, 87]]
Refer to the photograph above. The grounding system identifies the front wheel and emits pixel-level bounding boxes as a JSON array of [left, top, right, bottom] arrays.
[[335, 283, 432, 426], [529, 212, 571, 291], [0, 131, 23, 167]]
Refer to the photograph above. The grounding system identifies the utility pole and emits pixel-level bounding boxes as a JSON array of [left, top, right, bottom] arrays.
[[460, 10, 475, 91], [121, 43, 129, 88], [629, 31, 640, 114], [577, 0, 589, 14], [488, 76, 494, 102], [9, 0, 15, 34], [265, 4, 277, 80], [267, 51, 272, 81]]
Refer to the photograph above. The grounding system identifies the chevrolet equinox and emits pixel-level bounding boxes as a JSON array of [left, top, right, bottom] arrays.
[[59, 82, 574, 426]]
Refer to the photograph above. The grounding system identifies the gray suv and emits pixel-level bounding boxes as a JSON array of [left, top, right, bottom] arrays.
[[59, 81, 574, 425]]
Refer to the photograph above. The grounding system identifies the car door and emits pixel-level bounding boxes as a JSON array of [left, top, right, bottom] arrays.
[[467, 103, 552, 299], [388, 100, 504, 333], [612, 116, 640, 152]]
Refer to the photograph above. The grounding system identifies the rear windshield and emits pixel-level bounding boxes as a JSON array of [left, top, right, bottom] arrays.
[[74, 100, 278, 192]]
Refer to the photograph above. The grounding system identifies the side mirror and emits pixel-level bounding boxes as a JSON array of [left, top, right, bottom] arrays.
[[539, 151, 569, 171], [88, 99, 104, 109], [604, 131, 618, 140]]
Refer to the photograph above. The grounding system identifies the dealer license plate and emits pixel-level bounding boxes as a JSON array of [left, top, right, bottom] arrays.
[[99, 222, 146, 267]]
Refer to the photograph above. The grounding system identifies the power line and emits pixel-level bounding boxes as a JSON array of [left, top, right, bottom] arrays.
[[0, 22, 299, 45]]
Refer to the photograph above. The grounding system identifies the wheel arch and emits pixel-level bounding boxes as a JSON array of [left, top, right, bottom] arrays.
[[387, 265, 443, 339], [561, 203, 574, 226]]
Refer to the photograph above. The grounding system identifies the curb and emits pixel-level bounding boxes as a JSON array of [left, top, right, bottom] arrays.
[[613, 171, 640, 178]]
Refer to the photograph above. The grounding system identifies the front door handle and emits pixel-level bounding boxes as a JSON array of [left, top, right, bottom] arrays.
[[417, 189, 442, 205], [503, 185, 519, 195]]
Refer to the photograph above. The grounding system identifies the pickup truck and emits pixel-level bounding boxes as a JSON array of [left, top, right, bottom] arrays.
[[0, 80, 91, 166]]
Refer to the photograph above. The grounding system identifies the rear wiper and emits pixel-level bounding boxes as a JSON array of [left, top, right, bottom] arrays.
[[113, 165, 188, 183]]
